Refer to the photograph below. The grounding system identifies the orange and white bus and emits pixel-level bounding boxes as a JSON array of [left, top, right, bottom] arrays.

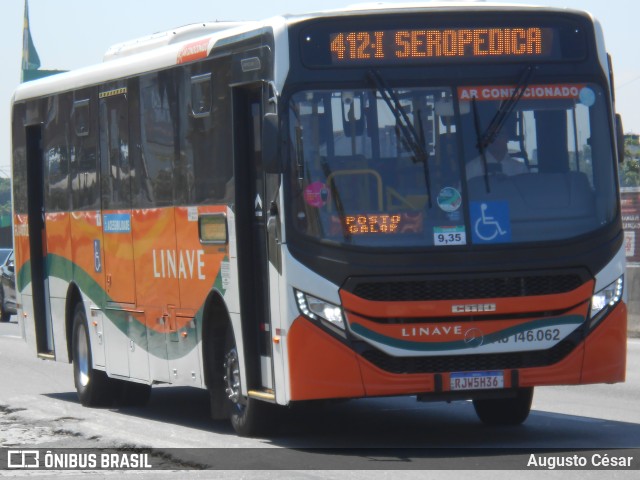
[[11, 3, 627, 436]]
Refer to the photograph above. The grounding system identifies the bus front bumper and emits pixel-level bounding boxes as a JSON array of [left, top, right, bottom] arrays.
[[286, 303, 627, 401]]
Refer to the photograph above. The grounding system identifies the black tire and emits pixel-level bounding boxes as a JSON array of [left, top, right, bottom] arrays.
[[72, 303, 117, 407], [0, 288, 8, 323], [223, 330, 277, 437], [205, 323, 230, 421], [473, 387, 534, 426]]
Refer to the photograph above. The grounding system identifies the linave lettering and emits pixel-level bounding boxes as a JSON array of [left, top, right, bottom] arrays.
[[401, 325, 463, 337], [152, 249, 205, 280]]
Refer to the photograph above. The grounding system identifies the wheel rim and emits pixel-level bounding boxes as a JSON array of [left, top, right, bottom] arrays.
[[76, 323, 90, 387], [224, 347, 245, 411]]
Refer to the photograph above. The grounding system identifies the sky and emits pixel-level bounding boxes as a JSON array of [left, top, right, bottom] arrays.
[[2, 0, 640, 178]]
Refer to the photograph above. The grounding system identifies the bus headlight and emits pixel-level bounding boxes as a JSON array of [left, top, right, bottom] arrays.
[[295, 289, 346, 331], [589, 276, 623, 329]]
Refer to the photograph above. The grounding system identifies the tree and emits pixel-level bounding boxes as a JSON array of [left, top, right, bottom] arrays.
[[619, 135, 640, 187], [0, 178, 11, 216]]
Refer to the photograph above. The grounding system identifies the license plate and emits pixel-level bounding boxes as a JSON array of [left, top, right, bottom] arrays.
[[450, 371, 504, 391]]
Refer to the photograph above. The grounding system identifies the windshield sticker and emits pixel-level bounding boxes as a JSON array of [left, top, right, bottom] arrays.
[[458, 84, 585, 102], [437, 187, 462, 212], [434, 226, 467, 246], [579, 87, 596, 107], [470, 201, 512, 244], [303, 181, 330, 208]]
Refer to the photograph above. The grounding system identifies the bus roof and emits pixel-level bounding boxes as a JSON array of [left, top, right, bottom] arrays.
[[12, 2, 594, 104], [103, 22, 246, 62]]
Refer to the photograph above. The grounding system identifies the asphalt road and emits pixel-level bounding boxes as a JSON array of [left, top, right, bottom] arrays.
[[1, 316, 639, 477]]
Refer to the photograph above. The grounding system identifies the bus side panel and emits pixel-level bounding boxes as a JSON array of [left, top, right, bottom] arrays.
[[11, 101, 29, 337], [171, 205, 231, 388], [174, 205, 229, 311], [13, 214, 31, 343], [130, 207, 179, 382], [131, 207, 179, 309], [14, 215, 36, 354], [69, 211, 106, 297], [144, 305, 170, 383], [44, 212, 72, 361], [70, 211, 107, 366], [101, 208, 136, 305]]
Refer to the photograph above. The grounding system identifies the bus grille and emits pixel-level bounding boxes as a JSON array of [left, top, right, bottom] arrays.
[[357, 339, 577, 374], [350, 274, 584, 302]]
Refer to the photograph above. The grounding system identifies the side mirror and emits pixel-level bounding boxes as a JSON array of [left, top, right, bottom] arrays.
[[262, 112, 282, 173], [616, 113, 625, 163]]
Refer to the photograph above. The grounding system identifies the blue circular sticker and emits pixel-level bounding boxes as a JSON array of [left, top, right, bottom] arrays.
[[437, 187, 462, 212]]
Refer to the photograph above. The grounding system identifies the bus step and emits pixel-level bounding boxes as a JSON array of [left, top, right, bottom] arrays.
[[248, 389, 276, 403]]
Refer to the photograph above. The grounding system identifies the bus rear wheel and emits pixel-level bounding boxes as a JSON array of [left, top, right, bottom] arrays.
[[223, 331, 277, 437], [72, 303, 116, 407], [473, 387, 534, 425]]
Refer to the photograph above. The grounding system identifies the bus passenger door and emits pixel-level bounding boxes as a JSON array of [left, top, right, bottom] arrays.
[[99, 85, 147, 380], [233, 83, 279, 395], [99, 89, 136, 305]]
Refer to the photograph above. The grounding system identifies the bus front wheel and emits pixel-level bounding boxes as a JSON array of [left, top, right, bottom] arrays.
[[472, 387, 534, 425], [223, 330, 277, 436]]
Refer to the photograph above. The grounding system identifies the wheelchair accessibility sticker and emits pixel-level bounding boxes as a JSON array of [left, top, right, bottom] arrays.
[[470, 201, 511, 244]]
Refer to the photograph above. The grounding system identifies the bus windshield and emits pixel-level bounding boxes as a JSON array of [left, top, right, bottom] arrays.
[[288, 81, 617, 247]]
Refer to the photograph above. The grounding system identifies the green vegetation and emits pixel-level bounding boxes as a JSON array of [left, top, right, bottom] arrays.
[[0, 178, 10, 217], [620, 135, 640, 188]]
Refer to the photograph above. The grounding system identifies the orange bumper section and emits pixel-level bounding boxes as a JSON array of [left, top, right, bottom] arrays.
[[287, 303, 627, 401]]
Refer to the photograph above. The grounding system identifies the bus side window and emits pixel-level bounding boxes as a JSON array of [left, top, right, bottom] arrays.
[[180, 61, 233, 205], [71, 95, 99, 210], [190, 73, 212, 118], [139, 73, 176, 207], [44, 94, 72, 212]]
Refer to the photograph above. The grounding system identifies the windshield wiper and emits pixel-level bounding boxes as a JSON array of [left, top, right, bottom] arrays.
[[368, 69, 433, 208], [320, 159, 352, 241], [475, 64, 535, 192], [471, 97, 492, 193]]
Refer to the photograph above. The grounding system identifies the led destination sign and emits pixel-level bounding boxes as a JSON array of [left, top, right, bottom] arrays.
[[329, 212, 425, 236], [301, 20, 586, 67], [330, 27, 549, 64]]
